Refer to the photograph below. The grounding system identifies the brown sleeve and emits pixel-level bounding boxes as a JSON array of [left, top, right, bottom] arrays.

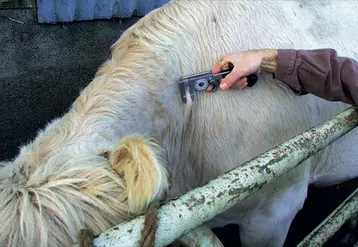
[[275, 48, 358, 105]]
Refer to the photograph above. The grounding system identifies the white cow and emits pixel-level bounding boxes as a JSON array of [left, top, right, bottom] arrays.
[[1, 0, 357, 246]]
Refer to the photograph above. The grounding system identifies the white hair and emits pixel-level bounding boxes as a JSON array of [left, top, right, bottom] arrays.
[[1, 0, 358, 246]]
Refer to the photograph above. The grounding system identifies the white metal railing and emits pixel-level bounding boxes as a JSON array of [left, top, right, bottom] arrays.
[[73, 106, 358, 247], [297, 187, 358, 247]]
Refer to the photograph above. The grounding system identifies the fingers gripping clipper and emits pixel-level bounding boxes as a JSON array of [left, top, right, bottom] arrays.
[[178, 64, 258, 103]]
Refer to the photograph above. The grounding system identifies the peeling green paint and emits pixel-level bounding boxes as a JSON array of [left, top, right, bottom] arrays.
[[73, 107, 358, 247], [186, 195, 206, 210], [297, 187, 358, 247], [216, 192, 225, 198], [228, 181, 268, 202]]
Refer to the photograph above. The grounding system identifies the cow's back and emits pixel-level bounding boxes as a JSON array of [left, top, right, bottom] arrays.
[[108, 0, 358, 208], [160, 1, 358, 237], [136, 0, 357, 192]]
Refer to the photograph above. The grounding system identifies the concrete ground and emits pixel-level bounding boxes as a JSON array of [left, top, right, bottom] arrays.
[[0, 8, 357, 247], [0, 9, 140, 160]]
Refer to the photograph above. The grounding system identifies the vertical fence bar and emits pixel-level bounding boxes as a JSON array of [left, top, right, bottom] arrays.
[[71, 106, 358, 247]]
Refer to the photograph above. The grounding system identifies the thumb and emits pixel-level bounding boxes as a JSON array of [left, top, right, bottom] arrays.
[[211, 59, 229, 74]]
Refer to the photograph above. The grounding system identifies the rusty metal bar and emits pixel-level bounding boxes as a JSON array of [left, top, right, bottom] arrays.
[[297, 187, 358, 247], [72, 106, 358, 247]]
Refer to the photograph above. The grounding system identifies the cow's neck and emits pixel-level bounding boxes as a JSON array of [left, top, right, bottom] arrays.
[[26, 67, 184, 169]]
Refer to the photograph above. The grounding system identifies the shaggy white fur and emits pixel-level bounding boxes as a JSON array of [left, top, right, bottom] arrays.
[[1, 0, 357, 246]]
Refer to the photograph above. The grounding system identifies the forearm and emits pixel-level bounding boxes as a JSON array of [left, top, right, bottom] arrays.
[[260, 49, 278, 73], [270, 49, 358, 105]]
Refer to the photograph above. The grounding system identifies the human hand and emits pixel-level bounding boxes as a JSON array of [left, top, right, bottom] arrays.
[[208, 49, 278, 91]]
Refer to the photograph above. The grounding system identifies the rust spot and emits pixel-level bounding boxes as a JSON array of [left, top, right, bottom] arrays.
[[207, 200, 214, 205], [259, 154, 288, 172], [186, 195, 206, 210], [348, 114, 353, 122], [232, 178, 241, 183], [216, 191, 224, 198], [228, 181, 267, 203]]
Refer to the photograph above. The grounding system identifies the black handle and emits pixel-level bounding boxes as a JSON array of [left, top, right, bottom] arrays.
[[246, 73, 258, 87]]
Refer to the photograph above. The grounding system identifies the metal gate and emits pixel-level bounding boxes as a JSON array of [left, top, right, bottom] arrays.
[[36, 0, 170, 23], [72, 106, 358, 247]]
